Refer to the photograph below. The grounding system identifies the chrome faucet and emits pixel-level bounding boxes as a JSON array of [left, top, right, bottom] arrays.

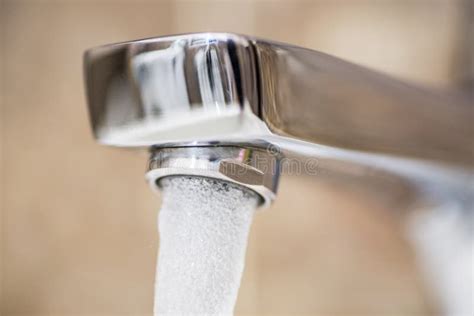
[[84, 31, 472, 201], [84, 33, 472, 165], [84, 33, 473, 313]]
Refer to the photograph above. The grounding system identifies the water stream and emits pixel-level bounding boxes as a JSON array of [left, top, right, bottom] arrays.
[[154, 176, 260, 315]]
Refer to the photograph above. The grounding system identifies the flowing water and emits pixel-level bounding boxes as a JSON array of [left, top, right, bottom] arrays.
[[154, 176, 260, 316]]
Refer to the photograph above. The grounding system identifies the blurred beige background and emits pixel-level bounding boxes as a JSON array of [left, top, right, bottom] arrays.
[[1, 1, 471, 315]]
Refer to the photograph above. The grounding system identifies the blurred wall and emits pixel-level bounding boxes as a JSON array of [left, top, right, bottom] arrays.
[[1, 1, 469, 315]]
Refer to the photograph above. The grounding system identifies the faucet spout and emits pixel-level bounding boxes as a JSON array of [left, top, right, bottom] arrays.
[[84, 32, 473, 166]]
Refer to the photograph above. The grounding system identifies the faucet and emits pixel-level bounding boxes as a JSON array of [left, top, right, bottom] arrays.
[[84, 32, 472, 198], [83, 32, 473, 313]]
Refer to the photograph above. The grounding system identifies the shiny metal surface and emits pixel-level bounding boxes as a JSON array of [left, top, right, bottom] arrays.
[[84, 32, 473, 166], [84, 33, 267, 147], [255, 40, 473, 166], [146, 146, 281, 207]]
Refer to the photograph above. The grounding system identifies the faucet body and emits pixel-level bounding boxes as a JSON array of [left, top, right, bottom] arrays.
[[84, 33, 473, 167], [84, 32, 473, 315]]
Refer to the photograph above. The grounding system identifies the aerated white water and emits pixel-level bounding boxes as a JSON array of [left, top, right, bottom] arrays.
[[154, 176, 259, 316]]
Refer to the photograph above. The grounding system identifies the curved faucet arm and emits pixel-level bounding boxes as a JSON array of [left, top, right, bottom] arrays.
[[84, 33, 473, 167]]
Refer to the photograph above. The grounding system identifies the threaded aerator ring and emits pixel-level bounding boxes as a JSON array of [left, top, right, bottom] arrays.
[[146, 146, 281, 208]]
